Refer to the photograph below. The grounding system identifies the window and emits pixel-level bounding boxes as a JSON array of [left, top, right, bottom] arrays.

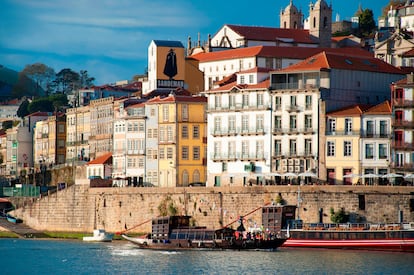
[[289, 139, 297, 156], [182, 104, 189, 121], [365, 144, 374, 159], [182, 146, 189, 160], [290, 95, 297, 107], [275, 96, 281, 110], [214, 142, 221, 158], [256, 140, 264, 158], [182, 126, 188, 139], [366, 121, 374, 137], [379, 144, 387, 159], [328, 118, 336, 132], [58, 124, 65, 133], [289, 115, 297, 130], [305, 115, 312, 129], [345, 118, 352, 134], [193, 170, 200, 183], [274, 140, 282, 156], [214, 117, 221, 132], [228, 141, 236, 158], [249, 74, 254, 84], [305, 95, 312, 110], [240, 75, 245, 84], [215, 95, 221, 108], [163, 105, 169, 121], [344, 141, 352, 156], [167, 148, 173, 159], [193, 125, 199, 138], [228, 116, 236, 132], [242, 94, 249, 107], [257, 94, 264, 107], [242, 141, 249, 157], [327, 141, 335, 156], [305, 139, 312, 155], [193, 146, 200, 160], [229, 95, 236, 108], [256, 115, 264, 131], [379, 120, 388, 137], [274, 116, 282, 130], [167, 126, 173, 141], [242, 115, 249, 132]]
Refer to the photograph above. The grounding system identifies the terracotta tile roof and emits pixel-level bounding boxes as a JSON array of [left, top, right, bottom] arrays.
[[364, 101, 391, 115], [224, 24, 315, 44], [215, 73, 236, 86], [88, 153, 112, 165], [211, 79, 270, 92], [191, 46, 372, 63], [238, 67, 274, 74], [326, 104, 372, 116], [147, 94, 207, 104], [276, 51, 404, 74], [402, 48, 414, 57]]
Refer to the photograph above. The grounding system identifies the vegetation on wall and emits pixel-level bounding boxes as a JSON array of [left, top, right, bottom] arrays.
[[158, 196, 178, 216], [330, 207, 350, 223]]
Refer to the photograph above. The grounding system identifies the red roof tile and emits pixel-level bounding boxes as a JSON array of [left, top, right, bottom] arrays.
[[364, 101, 391, 115], [326, 104, 372, 116], [224, 24, 315, 44], [191, 46, 372, 63], [88, 153, 112, 165], [211, 79, 270, 92], [276, 51, 403, 74]]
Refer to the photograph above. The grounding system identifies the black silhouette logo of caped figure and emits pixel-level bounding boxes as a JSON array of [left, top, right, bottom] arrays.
[[163, 49, 177, 80]]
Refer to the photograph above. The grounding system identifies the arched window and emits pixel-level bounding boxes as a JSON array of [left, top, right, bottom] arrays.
[[324, 17, 328, 28], [193, 170, 200, 183], [183, 170, 189, 186], [284, 22, 287, 28], [294, 21, 297, 29], [313, 17, 316, 28]]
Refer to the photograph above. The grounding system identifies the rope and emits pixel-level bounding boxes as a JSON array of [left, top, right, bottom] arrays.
[[222, 202, 271, 229], [115, 218, 152, 235]]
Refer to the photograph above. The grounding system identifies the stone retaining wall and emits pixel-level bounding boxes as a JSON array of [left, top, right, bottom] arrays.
[[11, 185, 414, 233]]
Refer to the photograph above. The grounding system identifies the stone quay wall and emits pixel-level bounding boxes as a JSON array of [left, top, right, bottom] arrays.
[[11, 185, 414, 234]]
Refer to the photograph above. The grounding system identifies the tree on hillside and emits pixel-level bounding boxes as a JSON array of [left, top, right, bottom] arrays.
[[79, 70, 95, 88], [17, 98, 30, 118], [21, 63, 55, 95], [54, 68, 80, 94], [359, 9, 376, 37], [382, 1, 405, 16], [27, 94, 69, 114]]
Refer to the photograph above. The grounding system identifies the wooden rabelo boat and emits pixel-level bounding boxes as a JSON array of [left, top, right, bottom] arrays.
[[122, 205, 289, 251]]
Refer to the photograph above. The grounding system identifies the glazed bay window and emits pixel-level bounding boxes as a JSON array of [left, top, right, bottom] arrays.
[[365, 144, 374, 159], [327, 141, 335, 156]]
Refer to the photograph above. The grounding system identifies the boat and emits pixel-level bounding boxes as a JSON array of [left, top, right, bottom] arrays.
[[6, 214, 22, 224], [122, 205, 289, 250], [83, 229, 114, 242], [278, 205, 414, 252]]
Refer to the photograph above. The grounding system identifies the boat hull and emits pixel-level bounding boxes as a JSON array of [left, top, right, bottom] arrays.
[[122, 235, 286, 251], [83, 229, 113, 242], [282, 229, 414, 252]]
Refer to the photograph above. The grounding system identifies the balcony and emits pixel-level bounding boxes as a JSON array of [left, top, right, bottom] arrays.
[[393, 99, 414, 108], [393, 120, 414, 129], [361, 131, 391, 138], [390, 162, 414, 171], [211, 128, 238, 137], [207, 103, 271, 112], [392, 142, 414, 151], [325, 130, 360, 136], [270, 82, 319, 90], [286, 104, 302, 112]]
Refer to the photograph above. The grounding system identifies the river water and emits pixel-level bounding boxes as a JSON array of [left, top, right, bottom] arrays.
[[1, 238, 413, 274]]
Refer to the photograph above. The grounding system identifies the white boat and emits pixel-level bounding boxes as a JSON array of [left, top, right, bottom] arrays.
[[83, 229, 113, 242]]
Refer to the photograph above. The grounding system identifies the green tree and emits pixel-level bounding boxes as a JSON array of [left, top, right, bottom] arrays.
[[12, 72, 41, 98], [55, 68, 80, 94], [2, 120, 13, 130], [79, 70, 95, 88], [21, 63, 55, 95], [17, 98, 30, 118], [359, 9, 376, 37]]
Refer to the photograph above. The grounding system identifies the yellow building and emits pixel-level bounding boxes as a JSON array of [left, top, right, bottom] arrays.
[[150, 92, 207, 187], [325, 105, 370, 185]]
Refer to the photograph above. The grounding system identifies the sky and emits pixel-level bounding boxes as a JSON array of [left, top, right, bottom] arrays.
[[0, 0, 392, 85]]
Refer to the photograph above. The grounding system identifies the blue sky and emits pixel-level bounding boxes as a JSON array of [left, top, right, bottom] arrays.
[[0, 0, 391, 85]]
